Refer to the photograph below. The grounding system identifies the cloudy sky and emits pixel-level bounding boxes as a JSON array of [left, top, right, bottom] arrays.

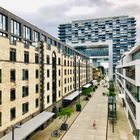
[[0, 0, 140, 41]]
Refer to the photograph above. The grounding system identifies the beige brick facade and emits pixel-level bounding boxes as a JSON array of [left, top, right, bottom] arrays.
[[0, 37, 93, 136]]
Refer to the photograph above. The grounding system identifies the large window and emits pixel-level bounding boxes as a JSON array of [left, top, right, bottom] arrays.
[[36, 84, 39, 93], [11, 19, 21, 36], [10, 69, 16, 82], [47, 70, 49, 78], [22, 69, 28, 80], [24, 51, 29, 63], [35, 54, 39, 64], [22, 86, 29, 97], [23, 26, 31, 40], [36, 69, 39, 79], [33, 30, 40, 42], [0, 14, 7, 31], [46, 55, 50, 64], [35, 98, 39, 108], [10, 107, 16, 121], [47, 82, 49, 90], [10, 48, 16, 61], [22, 102, 29, 114], [125, 80, 139, 102], [125, 66, 135, 80], [10, 89, 16, 101]]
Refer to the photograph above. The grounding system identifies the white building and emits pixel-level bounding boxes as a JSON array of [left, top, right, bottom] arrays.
[[116, 43, 140, 140]]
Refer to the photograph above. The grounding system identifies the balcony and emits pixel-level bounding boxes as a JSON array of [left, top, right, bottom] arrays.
[[125, 66, 135, 80], [126, 93, 136, 118], [126, 80, 140, 102]]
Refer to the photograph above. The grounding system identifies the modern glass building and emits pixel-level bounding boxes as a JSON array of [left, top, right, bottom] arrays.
[[58, 16, 136, 71]]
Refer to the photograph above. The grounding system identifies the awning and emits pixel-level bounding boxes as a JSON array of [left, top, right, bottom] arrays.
[[83, 83, 92, 88], [63, 90, 82, 101], [1, 111, 54, 140], [92, 80, 98, 85]]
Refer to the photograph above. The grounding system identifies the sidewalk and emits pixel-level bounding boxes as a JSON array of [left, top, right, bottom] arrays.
[[107, 93, 134, 140], [61, 85, 108, 140], [30, 95, 89, 140]]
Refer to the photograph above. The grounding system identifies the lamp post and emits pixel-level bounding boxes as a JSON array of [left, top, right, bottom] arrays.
[[112, 97, 114, 133], [12, 125, 21, 140], [78, 56, 81, 103]]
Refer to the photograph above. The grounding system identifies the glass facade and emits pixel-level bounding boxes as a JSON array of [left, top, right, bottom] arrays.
[[125, 80, 140, 102], [11, 19, 21, 36], [33, 30, 40, 42], [23, 26, 32, 40], [0, 13, 7, 31], [125, 66, 135, 80]]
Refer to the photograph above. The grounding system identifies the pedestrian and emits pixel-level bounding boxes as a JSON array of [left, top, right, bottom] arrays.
[[93, 120, 96, 129]]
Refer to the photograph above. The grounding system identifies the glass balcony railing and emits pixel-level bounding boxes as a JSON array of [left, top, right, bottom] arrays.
[[126, 94, 136, 118], [125, 66, 135, 80], [126, 80, 140, 102]]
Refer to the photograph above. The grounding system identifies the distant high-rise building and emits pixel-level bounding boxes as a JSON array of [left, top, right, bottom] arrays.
[[58, 16, 136, 71]]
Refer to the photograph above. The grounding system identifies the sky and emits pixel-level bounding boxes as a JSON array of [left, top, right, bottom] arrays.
[[0, 0, 140, 42]]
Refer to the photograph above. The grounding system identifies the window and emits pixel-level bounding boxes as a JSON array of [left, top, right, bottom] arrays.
[[36, 84, 39, 93], [47, 83, 49, 90], [33, 30, 40, 42], [0, 69, 1, 83], [58, 58, 61, 65], [59, 80, 61, 87], [10, 69, 16, 82], [35, 98, 39, 108], [22, 102, 29, 114], [10, 107, 16, 121], [22, 86, 29, 97], [65, 70, 66, 75], [65, 87, 66, 93], [35, 54, 39, 64], [22, 69, 28, 80], [64, 78, 66, 84], [59, 70, 61, 76], [10, 89, 16, 101], [46, 55, 50, 64], [47, 70, 49, 78], [0, 14, 8, 31], [47, 95, 50, 103], [59, 91, 61, 97], [36, 70, 39, 79], [64, 60, 66, 66], [11, 19, 21, 36], [23, 26, 31, 40], [10, 48, 16, 61], [0, 112, 1, 126], [24, 51, 29, 63], [0, 91, 1, 105]]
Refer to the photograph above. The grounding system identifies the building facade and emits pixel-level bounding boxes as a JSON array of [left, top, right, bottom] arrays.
[[0, 7, 93, 138], [58, 16, 136, 71], [116, 44, 140, 140]]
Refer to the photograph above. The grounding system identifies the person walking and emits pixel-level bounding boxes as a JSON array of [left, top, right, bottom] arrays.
[[93, 120, 96, 129]]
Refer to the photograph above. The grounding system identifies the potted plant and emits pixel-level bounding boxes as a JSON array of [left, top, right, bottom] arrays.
[[58, 107, 74, 130], [76, 102, 81, 111], [93, 86, 96, 92]]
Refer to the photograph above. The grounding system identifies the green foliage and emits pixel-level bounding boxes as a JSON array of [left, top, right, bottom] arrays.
[[108, 82, 116, 96], [76, 102, 81, 108], [82, 86, 93, 96], [108, 92, 116, 96], [58, 107, 74, 124]]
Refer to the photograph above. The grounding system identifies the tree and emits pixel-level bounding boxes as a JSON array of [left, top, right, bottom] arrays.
[[58, 107, 74, 125]]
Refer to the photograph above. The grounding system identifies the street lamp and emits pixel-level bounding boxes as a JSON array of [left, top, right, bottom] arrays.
[[78, 56, 81, 103], [12, 124, 21, 140]]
